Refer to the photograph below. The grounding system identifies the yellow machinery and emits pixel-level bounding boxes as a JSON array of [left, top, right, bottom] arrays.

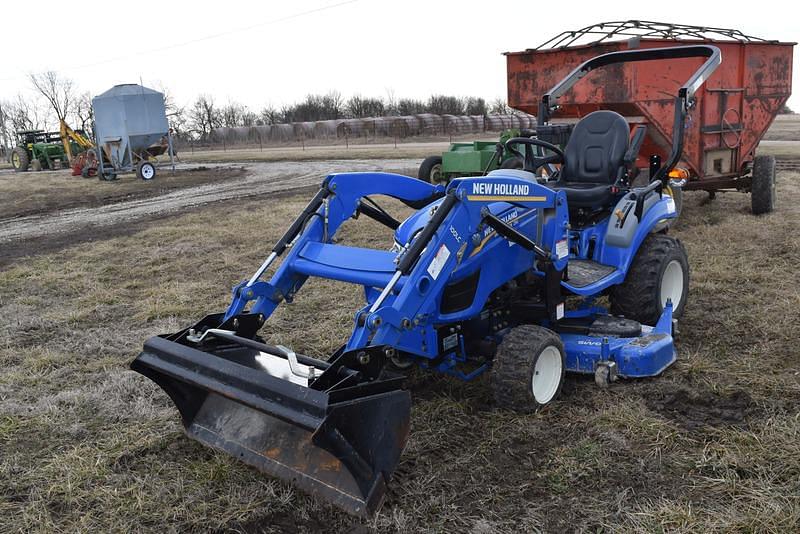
[[59, 120, 94, 162]]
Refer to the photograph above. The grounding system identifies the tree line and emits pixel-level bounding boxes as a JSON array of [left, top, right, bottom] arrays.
[[184, 92, 515, 139], [0, 71, 516, 146]]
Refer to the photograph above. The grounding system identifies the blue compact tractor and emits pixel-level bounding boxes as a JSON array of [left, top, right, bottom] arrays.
[[132, 45, 720, 516]]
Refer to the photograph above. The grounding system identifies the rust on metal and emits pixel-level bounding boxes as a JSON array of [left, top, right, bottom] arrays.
[[506, 36, 794, 186]]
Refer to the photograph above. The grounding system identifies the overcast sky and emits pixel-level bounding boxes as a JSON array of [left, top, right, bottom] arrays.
[[1, 0, 797, 112]]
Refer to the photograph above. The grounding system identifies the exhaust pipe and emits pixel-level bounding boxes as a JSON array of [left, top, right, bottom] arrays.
[[131, 313, 411, 516]]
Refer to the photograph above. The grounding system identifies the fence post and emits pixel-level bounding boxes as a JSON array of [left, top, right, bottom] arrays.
[[259, 132, 263, 152]]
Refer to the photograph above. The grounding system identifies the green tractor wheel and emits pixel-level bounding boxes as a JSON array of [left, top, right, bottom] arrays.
[[10, 148, 30, 172], [418, 155, 445, 185]]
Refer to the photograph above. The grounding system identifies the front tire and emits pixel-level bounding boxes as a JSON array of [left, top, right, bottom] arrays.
[[418, 155, 444, 184], [751, 155, 776, 215], [11, 147, 30, 172], [491, 325, 565, 413], [610, 234, 689, 325]]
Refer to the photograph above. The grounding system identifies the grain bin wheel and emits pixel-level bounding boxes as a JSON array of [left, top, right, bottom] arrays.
[[751, 155, 776, 215], [10, 148, 30, 172], [418, 155, 444, 185], [136, 161, 156, 181], [499, 156, 523, 169], [610, 234, 689, 325], [491, 325, 565, 413]]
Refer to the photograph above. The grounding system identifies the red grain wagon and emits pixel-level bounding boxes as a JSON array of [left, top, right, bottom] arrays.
[[505, 21, 794, 211]]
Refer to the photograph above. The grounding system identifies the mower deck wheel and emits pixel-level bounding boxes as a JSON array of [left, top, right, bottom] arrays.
[[491, 325, 565, 413], [594, 365, 610, 388]]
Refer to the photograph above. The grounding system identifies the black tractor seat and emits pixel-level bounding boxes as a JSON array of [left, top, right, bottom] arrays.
[[548, 110, 641, 209], [549, 182, 616, 207]]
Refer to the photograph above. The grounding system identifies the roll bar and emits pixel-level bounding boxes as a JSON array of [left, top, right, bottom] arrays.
[[538, 45, 721, 184]]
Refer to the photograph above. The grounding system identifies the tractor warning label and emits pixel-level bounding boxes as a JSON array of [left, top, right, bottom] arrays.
[[556, 239, 569, 259], [427, 244, 450, 280]]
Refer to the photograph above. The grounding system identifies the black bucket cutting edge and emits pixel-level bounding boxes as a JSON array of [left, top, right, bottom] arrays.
[[131, 320, 411, 517]]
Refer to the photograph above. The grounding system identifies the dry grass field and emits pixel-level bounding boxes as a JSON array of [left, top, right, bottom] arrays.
[[1, 142, 799, 531], [0, 166, 245, 219]]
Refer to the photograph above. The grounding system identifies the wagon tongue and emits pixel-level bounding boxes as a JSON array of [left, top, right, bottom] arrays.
[[130, 313, 411, 517]]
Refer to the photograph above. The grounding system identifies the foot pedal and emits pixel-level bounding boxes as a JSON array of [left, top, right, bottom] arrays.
[[566, 259, 615, 288]]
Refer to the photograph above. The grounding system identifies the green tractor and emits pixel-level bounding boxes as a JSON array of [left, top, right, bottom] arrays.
[[9, 130, 71, 172], [418, 128, 558, 184]]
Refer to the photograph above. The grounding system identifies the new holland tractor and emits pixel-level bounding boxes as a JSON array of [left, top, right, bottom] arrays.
[[131, 45, 719, 516]]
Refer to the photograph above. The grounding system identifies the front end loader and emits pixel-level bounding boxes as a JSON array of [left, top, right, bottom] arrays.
[[132, 44, 719, 516]]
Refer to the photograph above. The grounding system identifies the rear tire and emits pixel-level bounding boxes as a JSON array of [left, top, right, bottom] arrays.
[[418, 155, 444, 184], [10, 147, 30, 172], [136, 160, 156, 181], [751, 155, 776, 215], [491, 325, 565, 413], [610, 234, 689, 325]]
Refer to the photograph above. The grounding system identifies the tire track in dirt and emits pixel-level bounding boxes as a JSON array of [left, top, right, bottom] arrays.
[[0, 159, 419, 245]]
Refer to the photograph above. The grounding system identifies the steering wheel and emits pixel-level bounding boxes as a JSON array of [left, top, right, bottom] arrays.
[[504, 137, 565, 174]]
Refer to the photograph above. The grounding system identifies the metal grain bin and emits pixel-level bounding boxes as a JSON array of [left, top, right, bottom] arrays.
[[93, 84, 170, 171]]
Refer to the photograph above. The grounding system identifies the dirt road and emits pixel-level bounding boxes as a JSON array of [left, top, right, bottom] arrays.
[[0, 159, 419, 248]]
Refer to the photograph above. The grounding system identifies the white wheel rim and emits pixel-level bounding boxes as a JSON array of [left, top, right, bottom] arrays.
[[142, 164, 155, 179], [430, 164, 444, 184], [660, 260, 684, 309], [531, 346, 562, 404]]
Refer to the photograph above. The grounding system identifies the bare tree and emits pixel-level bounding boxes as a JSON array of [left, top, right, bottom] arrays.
[[384, 88, 398, 116], [397, 98, 426, 115], [29, 71, 75, 125], [220, 102, 251, 127], [189, 95, 220, 139], [4, 94, 45, 132], [152, 82, 188, 138], [71, 92, 94, 136], [346, 95, 385, 118], [427, 95, 465, 115], [465, 97, 487, 116], [489, 98, 512, 115], [259, 105, 281, 125]]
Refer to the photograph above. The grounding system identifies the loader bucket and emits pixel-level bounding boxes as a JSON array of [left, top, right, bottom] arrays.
[[130, 314, 411, 516]]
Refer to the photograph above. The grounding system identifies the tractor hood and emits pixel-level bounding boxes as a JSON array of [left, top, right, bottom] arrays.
[[394, 197, 522, 248]]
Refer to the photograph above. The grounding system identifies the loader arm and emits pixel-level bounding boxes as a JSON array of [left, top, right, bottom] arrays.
[[227, 172, 568, 357], [344, 175, 569, 353], [59, 120, 94, 162], [225, 173, 445, 321]]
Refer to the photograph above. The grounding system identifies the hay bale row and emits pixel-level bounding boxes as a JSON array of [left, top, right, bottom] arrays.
[[209, 113, 536, 144]]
